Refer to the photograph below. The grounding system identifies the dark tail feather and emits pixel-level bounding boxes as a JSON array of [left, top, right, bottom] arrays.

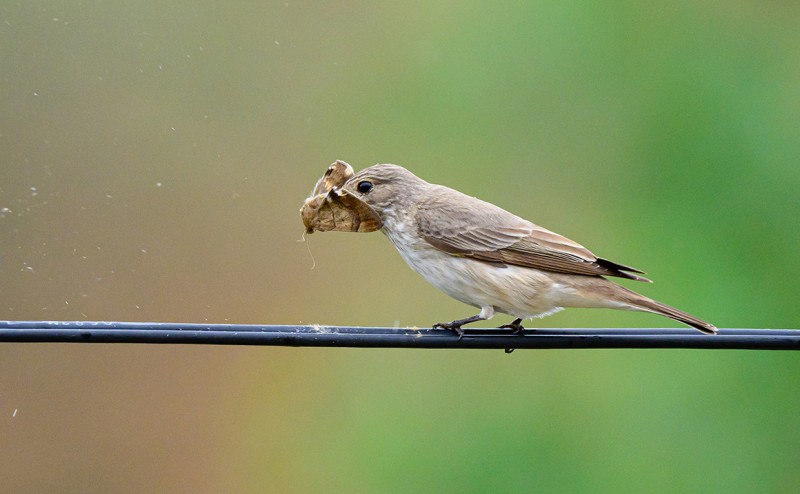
[[595, 258, 652, 283], [635, 298, 717, 334]]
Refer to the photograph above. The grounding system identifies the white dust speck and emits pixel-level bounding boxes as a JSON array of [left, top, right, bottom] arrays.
[[311, 324, 332, 334], [155, 182, 162, 187], [105, 194, 112, 199]]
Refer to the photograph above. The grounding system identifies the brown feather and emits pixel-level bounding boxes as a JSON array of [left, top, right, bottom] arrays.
[[416, 187, 650, 282]]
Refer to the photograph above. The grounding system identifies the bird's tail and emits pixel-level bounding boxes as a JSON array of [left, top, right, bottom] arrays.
[[552, 276, 717, 334], [628, 294, 717, 334]]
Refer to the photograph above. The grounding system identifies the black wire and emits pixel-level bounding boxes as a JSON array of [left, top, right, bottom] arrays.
[[0, 321, 797, 350]]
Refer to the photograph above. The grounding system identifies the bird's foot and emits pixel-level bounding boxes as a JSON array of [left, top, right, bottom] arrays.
[[433, 314, 485, 340], [433, 321, 466, 340], [498, 318, 526, 335]]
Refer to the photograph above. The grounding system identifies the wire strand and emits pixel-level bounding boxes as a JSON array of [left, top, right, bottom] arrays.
[[0, 321, 797, 350]]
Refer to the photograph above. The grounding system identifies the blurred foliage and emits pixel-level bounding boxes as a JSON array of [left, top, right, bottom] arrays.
[[1, 1, 799, 492]]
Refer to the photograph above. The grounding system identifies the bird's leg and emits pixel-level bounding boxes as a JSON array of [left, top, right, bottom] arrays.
[[433, 315, 484, 339], [498, 318, 526, 335], [433, 307, 494, 340]]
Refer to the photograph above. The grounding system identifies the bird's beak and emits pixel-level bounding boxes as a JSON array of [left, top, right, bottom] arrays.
[[300, 160, 383, 233]]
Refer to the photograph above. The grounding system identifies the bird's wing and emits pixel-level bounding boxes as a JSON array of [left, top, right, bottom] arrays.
[[415, 189, 650, 282]]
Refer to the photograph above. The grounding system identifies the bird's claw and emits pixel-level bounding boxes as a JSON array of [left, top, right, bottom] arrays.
[[498, 320, 526, 335], [433, 322, 465, 340]]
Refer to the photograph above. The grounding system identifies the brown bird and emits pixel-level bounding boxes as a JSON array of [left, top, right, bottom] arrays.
[[307, 161, 716, 336]]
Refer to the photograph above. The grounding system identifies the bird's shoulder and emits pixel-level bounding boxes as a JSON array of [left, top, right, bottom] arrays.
[[415, 186, 531, 237]]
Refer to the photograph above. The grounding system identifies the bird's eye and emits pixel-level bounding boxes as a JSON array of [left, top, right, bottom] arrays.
[[357, 181, 374, 194]]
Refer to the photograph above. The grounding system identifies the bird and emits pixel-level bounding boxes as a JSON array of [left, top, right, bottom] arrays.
[[321, 162, 716, 337]]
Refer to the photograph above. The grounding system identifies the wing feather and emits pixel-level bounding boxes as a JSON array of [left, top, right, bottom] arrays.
[[415, 188, 650, 282]]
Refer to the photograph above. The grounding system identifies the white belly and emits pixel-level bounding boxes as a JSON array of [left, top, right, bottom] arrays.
[[382, 224, 572, 319]]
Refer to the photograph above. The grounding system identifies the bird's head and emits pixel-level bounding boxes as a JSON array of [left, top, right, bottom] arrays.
[[341, 163, 428, 220]]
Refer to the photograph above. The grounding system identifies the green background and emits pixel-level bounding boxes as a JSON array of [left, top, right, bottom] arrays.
[[2, 1, 799, 492]]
